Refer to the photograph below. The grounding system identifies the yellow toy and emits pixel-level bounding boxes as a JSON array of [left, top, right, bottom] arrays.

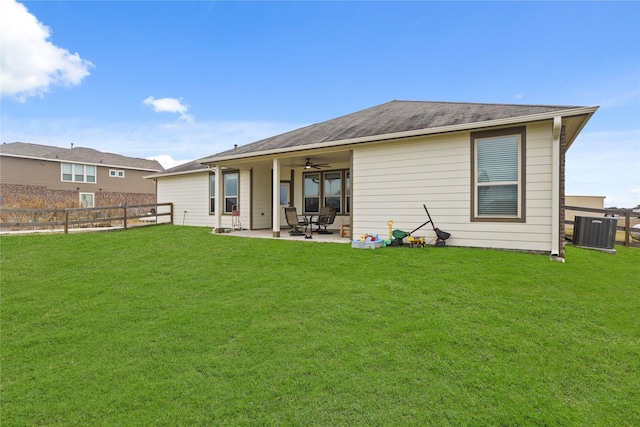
[[408, 236, 425, 248]]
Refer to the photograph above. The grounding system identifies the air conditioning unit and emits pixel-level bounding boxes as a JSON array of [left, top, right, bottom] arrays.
[[573, 216, 617, 250]]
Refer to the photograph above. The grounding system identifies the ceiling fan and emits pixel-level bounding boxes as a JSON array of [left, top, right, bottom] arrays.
[[296, 158, 330, 170]]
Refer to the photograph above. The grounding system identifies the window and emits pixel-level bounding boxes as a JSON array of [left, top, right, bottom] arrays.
[[209, 173, 216, 214], [62, 163, 73, 181], [74, 164, 85, 182], [324, 172, 341, 213], [303, 170, 350, 214], [86, 166, 96, 183], [471, 127, 526, 222], [109, 169, 125, 178], [79, 193, 94, 208], [223, 171, 238, 214], [62, 163, 97, 183], [304, 173, 320, 213], [280, 182, 290, 206]]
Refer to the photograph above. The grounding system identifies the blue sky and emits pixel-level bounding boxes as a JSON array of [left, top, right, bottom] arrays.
[[1, 0, 639, 208]]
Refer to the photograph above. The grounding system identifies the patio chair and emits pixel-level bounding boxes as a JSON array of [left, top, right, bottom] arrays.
[[285, 207, 308, 236], [316, 207, 337, 234]]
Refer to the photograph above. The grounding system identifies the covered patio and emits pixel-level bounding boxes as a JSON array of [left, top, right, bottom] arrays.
[[216, 226, 351, 244]]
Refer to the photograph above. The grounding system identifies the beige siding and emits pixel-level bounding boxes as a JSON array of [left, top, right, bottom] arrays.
[[251, 163, 273, 229], [235, 169, 252, 230], [1, 157, 61, 186], [352, 121, 556, 252], [156, 172, 214, 227]]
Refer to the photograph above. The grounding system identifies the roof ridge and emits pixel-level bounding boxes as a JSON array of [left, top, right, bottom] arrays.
[[388, 99, 582, 109]]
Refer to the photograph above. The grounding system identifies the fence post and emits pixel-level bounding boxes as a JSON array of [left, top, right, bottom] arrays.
[[123, 204, 128, 230], [624, 211, 630, 246], [64, 209, 69, 234], [170, 203, 174, 225]]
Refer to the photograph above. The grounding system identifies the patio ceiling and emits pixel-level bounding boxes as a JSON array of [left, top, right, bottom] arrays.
[[209, 147, 351, 170]]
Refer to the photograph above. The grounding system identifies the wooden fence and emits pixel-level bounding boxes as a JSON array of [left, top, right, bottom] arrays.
[[565, 205, 640, 248], [0, 203, 173, 234]]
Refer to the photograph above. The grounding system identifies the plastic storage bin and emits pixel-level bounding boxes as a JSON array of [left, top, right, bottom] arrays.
[[352, 239, 383, 249]]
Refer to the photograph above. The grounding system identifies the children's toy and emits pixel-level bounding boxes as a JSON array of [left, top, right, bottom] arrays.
[[388, 204, 451, 247]]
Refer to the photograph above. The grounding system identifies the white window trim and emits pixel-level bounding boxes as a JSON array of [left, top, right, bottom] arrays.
[[79, 192, 95, 208], [61, 163, 97, 183], [470, 127, 526, 223]]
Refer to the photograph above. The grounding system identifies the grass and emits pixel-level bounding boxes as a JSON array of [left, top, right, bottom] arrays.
[[1, 225, 638, 426]]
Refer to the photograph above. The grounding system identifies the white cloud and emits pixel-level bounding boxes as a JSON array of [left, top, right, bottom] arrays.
[[146, 154, 191, 169], [143, 96, 195, 123], [0, 0, 94, 101]]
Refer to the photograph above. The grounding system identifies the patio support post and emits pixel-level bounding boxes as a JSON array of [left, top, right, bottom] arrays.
[[551, 116, 562, 258], [215, 165, 223, 233], [272, 158, 281, 237]]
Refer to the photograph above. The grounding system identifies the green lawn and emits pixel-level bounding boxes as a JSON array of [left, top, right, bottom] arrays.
[[1, 225, 638, 426]]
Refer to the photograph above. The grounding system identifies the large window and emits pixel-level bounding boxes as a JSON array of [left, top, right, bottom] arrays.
[[209, 173, 216, 214], [62, 163, 96, 183], [223, 171, 238, 214], [303, 170, 350, 214], [471, 127, 526, 222], [304, 173, 320, 213]]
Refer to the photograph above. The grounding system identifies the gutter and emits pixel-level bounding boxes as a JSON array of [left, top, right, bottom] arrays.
[[199, 106, 599, 164], [143, 168, 212, 180]]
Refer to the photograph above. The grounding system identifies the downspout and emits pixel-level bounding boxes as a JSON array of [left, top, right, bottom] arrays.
[[551, 116, 562, 259], [215, 165, 223, 232], [272, 158, 281, 237]]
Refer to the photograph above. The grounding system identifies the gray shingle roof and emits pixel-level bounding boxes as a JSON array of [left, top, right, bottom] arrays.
[[0, 142, 163, 171], [208, 100, 587, 159]]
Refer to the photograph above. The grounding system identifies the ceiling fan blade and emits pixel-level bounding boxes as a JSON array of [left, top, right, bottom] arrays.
[[293, 158, 331, 169]]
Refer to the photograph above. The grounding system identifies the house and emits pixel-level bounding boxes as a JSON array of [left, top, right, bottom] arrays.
[[166, 100, 598, 257], [0, 142, 163, 209], [565, 195, 605, 222], [144, 160, 213, 226]]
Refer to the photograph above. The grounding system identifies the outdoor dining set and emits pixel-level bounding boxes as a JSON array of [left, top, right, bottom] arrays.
[[284, 206, 337, 238]]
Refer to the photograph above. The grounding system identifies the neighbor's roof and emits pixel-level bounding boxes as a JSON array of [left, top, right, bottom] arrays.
[[0, 142, 164, 171], [201, 100, 597, 163]]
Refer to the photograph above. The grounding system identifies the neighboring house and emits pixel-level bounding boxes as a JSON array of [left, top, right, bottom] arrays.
[[173, 100, 598, 257], [0, 142, 163, 208], [145, 160, 214, 226], [565, 195, 605, 222]]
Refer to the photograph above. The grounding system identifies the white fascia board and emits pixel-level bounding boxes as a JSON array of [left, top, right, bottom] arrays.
[[564, 107, 599, 150], [143, 168, 211, 180], [200, 106, 599, 164]]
